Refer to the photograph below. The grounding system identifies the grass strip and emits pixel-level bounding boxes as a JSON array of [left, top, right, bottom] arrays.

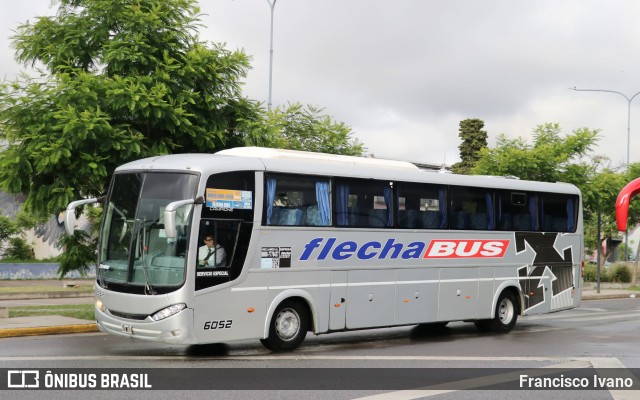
[[0, 285, 93, 293], [9, 304, 95, 320]]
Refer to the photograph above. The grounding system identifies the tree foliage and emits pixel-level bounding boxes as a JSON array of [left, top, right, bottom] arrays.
[[593, 163, 640, 284], [471, 122, 640, 274], [4, 237, 34, 260], [472, 123, 598, 183], [0, 210, 35, 260], [57, 230, 96, 278], [246, 103, 365, 156], [56, 203, 102, 278], [0, 1, 369, 275], [452, 118, 487, 174], [0, 215, 20, 244], [0, 0, 260, 218]]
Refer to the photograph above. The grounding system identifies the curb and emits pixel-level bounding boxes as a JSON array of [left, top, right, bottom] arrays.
[[0, 292, 94, 300], [582, 294, 638, 301], [0, 323, 98, 338]]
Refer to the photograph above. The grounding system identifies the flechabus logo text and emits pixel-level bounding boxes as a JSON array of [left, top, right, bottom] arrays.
[[424, 239, 509, 258], [299, 238, 510, 261]]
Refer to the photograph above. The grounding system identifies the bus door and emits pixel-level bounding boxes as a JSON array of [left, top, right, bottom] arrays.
[[192, 171, 255, 339], [194, 219, 246, 290]]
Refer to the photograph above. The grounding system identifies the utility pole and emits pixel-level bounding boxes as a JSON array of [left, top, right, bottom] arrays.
[[266, 0, 277, 112]]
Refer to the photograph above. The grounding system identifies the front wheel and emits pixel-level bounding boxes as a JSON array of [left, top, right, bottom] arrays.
[[475, 291, 518, 333], [260, 301, 308, 352]]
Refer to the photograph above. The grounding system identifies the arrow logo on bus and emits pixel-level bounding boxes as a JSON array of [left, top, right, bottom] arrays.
[[515, 232, 573, 310]]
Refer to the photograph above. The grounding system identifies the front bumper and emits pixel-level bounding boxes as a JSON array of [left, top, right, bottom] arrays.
[[95, 306, 197, 344]]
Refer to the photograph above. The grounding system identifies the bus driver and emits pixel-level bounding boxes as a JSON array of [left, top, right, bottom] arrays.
[[198, 235, 227, 268]]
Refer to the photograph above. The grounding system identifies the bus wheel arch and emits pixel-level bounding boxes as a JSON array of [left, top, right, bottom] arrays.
[[261, 294, 315, 352], [475, 286, 520, 333]]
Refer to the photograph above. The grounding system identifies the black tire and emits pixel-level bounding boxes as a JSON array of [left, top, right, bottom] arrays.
[[417, 321, 449, 330], [474, 319, 492, 332], [260, 300, 308, 352], [474, 291, 518, 333]]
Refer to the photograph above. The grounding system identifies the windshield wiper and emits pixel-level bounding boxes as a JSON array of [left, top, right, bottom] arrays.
[[128, 218, 157, 295]]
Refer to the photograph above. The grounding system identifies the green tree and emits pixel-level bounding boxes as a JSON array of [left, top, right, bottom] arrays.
[[0, 0, 260, 218], [582, 165, 627, 272], [0, 0, 368, 276], [472, 123, 598, 183], [452, 118, 488, 174], [57, 230, 96, 278], [0, 215, 19, 245], [247, 103, 365, 156], [471, 123, 640, 275], [563, 161, 640, 281], [56, 203, 103, 278], [4, 237, 34, 260], [0, 211, 35, 260]]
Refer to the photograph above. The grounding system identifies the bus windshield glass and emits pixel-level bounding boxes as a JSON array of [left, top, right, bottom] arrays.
[[98, 172, 198, 294]]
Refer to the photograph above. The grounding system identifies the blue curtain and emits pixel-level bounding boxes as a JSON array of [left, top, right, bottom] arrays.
[[567, 198, 575, 231], [336, 183, 349, 226], [315, 181, 331, 226], [266, 178, 276, 225], [529, 194, 538, 231], [497, 194, 503, 229], [383, 186, 393, 226], [485, 192, 494, 229], [438, 188, 447, 228]]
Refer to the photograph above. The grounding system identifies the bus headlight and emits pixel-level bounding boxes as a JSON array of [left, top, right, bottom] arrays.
[[150, 303, 187, 321], [95, 299, 107, 313]]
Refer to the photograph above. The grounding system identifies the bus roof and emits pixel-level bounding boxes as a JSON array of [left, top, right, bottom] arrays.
[[115, 147, 580, 195], [217, 147, 420, 170]]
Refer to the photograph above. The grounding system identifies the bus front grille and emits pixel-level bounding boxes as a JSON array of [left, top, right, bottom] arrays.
[[109, 310, 149, 321]]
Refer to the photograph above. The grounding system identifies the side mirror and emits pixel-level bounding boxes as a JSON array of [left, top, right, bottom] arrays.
[[164, 198, 198, 239], [65, 198, 99, 235]]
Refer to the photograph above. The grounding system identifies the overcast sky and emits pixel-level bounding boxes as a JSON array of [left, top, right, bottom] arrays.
[[3, 1, 640, 167]]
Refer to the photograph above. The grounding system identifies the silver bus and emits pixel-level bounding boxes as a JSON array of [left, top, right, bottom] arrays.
[[66, 147, 583, 351]]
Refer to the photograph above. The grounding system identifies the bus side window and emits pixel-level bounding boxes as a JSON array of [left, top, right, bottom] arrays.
[[335, 179, 392, 228], [396, 182, 446, 230], [450, 187, 494, 230], [498, 191, 539, 232], [265, 174, 331, 227], [541, 194, 577, 233]]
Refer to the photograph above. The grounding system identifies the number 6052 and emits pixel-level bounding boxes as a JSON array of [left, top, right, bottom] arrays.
[[203, 320, 232, 330]]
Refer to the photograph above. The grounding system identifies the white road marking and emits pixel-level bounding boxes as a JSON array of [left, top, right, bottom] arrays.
[[590, 357, 640, 400], [351, 360, 592, 400], [524, 310, 640, 321]]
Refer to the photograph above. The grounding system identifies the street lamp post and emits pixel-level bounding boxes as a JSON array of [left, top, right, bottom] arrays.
[[266, 0, 277, 112], [570, 87, 640, 262], [570, 87, 640, 170]]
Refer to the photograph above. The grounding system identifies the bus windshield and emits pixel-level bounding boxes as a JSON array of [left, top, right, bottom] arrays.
[[98, 172, 198, 294]]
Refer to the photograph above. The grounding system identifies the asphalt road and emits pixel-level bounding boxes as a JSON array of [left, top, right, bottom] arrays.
[[1, 298, 640, 399]]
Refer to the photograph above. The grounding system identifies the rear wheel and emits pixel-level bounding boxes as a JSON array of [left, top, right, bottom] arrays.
[[475, 291, 518, 333], [260, 300, 308, 352]]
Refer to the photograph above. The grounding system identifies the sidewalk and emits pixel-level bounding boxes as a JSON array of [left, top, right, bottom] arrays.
[[0, 281, 637, 338], [0, 279, 97, 338]]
